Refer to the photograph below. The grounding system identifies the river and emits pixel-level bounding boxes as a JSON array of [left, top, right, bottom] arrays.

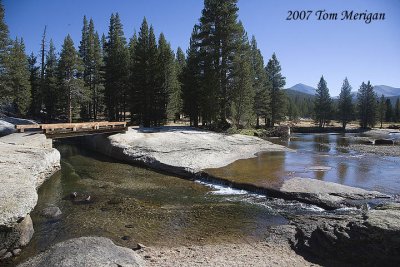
[[11, 133, 399, 265], [207, 133, 400, 195]]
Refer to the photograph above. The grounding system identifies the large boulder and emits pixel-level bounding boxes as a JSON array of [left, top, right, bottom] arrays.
[[83, 127, 290, 175], [292, 206, 400, 266], [0, 133, 60, 256], [18, 237, 145, 267]]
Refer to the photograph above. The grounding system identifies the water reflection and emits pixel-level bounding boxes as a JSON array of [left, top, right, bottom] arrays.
[[207, 133, 400, 195]]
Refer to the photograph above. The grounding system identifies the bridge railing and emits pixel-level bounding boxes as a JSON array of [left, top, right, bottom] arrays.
[[15, 121, 127, 133]]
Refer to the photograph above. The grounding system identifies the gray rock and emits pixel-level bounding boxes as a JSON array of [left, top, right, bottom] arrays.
[[374, 139, 394, 145], [279, 177, 389, 209], [0, 249, 7, 257], [0, 134, 60, 228], [18, 237, 145, 267], [292, 207, 400, 266], [41, 206, 62, 219], [84, 127, 290, 175], [15, 215, 34, 247], [1, 251, 12, 260], [0, 215, 34, 252], [0, 133, 60, 254], [12, 248, 21, 256]]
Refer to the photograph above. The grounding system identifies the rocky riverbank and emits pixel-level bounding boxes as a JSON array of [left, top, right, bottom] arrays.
[[82, 127, 389, 210], [290, 203, 400, 266], [0, 133, 60, 261]]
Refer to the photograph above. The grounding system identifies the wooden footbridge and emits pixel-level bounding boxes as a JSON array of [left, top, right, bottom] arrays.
[[15, 121, 127, 139]]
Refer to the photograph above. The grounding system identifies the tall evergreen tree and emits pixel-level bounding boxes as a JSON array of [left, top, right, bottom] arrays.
[[182, 26, 202, 127], [338, 77, 353, 129], [378, 94, 386, 128], [231, 24, 254, 127], [130, 18, 160, 126], [173, 46, 185, 121], [394, 98, 400, 123], [357, 81, 377, 128], [250, 36, 269, 127], [27, 53, 40, 115], [385, 99, 393, 122], [313, 76, 331, 128], [43, 39, 58, 120], [0, 0, 11, 103], [7, 38, 31, 115], [197, 0, 242, 126], [79, 17, 104, 120], [265, 53, 286, 126], [128, 31, 138, 122], [58, 34, 84, 123], [157, 33, 180, 122], [104, 13, 129, 121]]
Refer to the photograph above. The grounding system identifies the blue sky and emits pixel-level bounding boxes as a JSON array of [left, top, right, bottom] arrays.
[[3, 0, 400, 96]]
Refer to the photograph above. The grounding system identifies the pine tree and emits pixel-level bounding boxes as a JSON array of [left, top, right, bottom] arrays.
[[104, 13, 129, 121], [58, 34, 84, 123], [357, 81, 377, 128], [313, 76, 331, 128], [79, 17, 104, 120], [378, 94, 386, 128], [182, 26, 202, 127], [0, 0, 11, 103], [38, 26, 47, 115], [27, 53, 40, 115], [131, 18, 150, 126], [250, 36, 269, 128], [130, 18, 160, 127], [231, 25, 254, 127], [197, 0, 242, 126], [43, 39, 58, 121], [394, 98, 400, 123], [157, 33, 180, 122], [265, 53, 286, 127], [7, 38, 31, 115], [173, 46, 185, 121], [338, 77, 353, 129], [385, 99, 393, 122], [128, 31, 138, 122]]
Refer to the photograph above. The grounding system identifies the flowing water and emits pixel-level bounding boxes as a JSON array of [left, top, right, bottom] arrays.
[[206, 133, 400, 195], [11, 133, 399, 265]]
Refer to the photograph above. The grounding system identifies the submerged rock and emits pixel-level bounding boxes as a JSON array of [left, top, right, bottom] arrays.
[[18, 237, 144, 267], [41, 206, 62, 219]]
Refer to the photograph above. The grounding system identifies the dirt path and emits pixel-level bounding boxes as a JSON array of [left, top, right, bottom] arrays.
[[138, 241, 319, 267]]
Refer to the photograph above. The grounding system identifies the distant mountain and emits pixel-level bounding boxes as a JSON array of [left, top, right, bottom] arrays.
[[373, 85, 400, 97], [287, 83, 316, 95], [284, 89, 315, 100]]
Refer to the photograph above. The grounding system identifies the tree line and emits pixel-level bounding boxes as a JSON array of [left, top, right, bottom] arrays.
[[0, 0, 398, 129], [305, 75, 400, 129], [0, 0, 288, 128]]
